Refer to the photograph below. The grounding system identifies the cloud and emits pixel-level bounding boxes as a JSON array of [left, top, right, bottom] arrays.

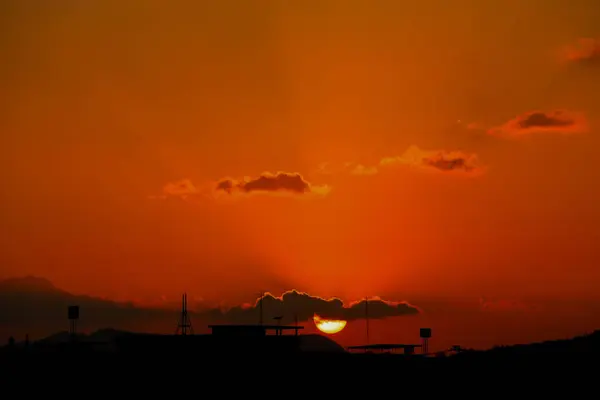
[[163, 179, 199, 197], [561, 38, 600, 65], [315, 146, 483, 178], [345, 163, 379, 176], [153, 147, 483, 203], [148, 179, 203, 201], [150, 172, 330, 202], [206, 290, 420, 325], [488, 110, 588, 137], [214, 172, 331, 197], [380, 145, 484, 175]]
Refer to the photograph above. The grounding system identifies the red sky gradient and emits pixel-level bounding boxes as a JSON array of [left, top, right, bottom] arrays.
[[2, 1, 600, 350]]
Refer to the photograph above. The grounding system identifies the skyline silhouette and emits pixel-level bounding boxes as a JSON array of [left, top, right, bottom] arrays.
[[2, 1, 600, 381], [2, 275, 600, 353], [3, 299, 600, 364]]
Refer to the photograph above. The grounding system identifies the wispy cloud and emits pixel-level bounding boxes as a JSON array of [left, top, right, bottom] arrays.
[[148, 179, 203, 201], [488, 110, 588, 137], [316, 146, 484, 179], [346, 163, 379, 176], [380, 145, 484, 175]]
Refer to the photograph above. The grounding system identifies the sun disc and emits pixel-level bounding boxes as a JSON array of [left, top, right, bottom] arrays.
[[313, 314, 347, 334]]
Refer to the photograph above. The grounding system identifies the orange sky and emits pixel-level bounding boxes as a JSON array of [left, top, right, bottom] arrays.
[[2, 1, 600, 348]]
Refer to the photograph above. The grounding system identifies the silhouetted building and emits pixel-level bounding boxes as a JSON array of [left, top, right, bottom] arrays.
[[115, 334, 297, 356], [347, 343, 422, 355], [115, 324, 305, 357], [208, 324, 303, 337]]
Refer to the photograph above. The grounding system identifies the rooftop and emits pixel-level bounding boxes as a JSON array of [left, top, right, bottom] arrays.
[[347, 343, 423, 353], [208, 324, 304, 330], [347, 343, 422, 350]]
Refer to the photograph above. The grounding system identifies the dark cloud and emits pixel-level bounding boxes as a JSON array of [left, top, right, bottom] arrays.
[[317, 146, 484, 178], [489, 110, 588, 137], [518, 112, 575, 129], [422, 156, 475, 173], [151, 172, 330, 201], [215, 172, 330, 196], [206, 290, 420, 324], [215, 179, 235, 194], [380, 145, 483, 175]]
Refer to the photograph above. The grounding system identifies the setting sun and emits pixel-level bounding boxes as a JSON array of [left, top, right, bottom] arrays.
[[313, 314, 347, 335], [3, 0, 600, 359]]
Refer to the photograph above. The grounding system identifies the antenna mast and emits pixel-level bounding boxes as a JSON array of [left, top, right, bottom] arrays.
[[176, 293, 194, 335], [294, 311, 299, 336], [258, 291, 265, 326]]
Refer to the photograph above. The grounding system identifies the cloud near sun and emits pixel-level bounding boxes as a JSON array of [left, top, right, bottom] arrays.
[[203, 290, 419, 325]]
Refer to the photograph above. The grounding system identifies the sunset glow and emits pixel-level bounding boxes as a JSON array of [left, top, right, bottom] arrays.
[[2, 1, 600, 352], [314, 314, 347, 335]]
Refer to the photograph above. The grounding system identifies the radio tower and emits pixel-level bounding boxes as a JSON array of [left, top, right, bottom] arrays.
[[176, 293, 194, 335], [258, 291, 265, 326]]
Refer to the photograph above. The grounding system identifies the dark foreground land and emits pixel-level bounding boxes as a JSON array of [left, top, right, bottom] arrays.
[[1, 352, 597, 395], [2, 331, 599, 391]]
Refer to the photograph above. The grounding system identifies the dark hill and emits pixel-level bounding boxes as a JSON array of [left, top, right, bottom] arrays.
[[0, 276, 60, 294], [0, 277, 177, 340]]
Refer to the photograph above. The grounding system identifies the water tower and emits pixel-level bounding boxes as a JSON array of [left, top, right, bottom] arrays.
[[420, 328, 432, 355], [68, 305, 79, 337]]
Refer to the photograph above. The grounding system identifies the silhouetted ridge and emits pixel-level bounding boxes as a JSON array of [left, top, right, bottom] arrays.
[[0, 276, 60, 294], [486, 330, 600, 354], [298, 334, 346, 352]]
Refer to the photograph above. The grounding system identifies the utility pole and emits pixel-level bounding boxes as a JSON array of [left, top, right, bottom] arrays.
[[258, 291, 264, 326]]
